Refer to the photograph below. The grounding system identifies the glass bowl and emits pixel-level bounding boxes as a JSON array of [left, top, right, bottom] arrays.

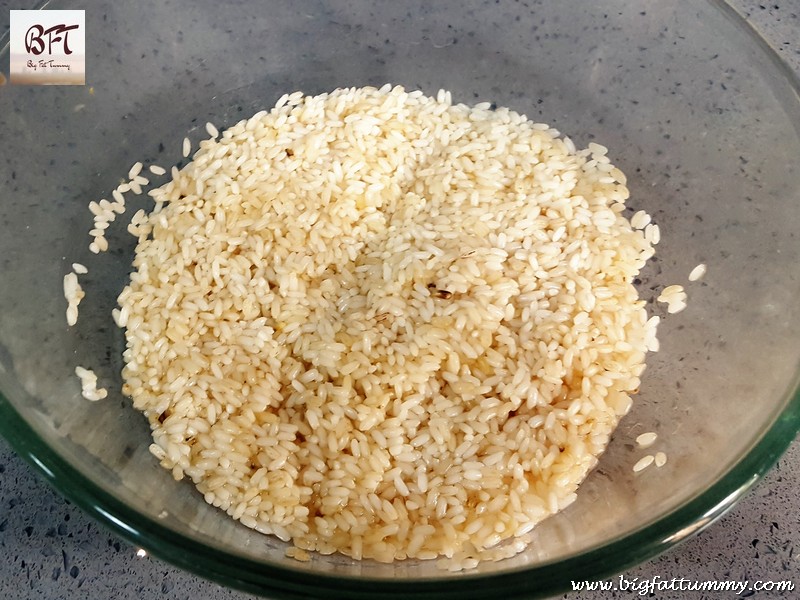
[[1, 1, 799, 598]]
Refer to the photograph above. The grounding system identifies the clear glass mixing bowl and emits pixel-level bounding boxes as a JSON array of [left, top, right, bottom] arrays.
[[1, 1, 798, 598]]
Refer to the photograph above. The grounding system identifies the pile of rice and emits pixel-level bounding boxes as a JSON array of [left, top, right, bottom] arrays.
[[117, 85, 657, 565]]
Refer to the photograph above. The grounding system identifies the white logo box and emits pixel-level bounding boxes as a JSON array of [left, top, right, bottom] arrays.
[[9, 10, 85, 85]]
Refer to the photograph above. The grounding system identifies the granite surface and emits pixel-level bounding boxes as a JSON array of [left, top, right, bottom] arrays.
[[1, 1, 799, 599]]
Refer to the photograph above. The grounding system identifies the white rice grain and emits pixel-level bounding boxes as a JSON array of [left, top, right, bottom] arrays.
[[75, 365, 108, 401], [688, 263, 707, 282], [128, 162, 143, 179], [644, 223, 661, 245], [66, 305, 79, 327], [668, 298, 687, 313], [633, 455, 655, 473], [658, 284, 687, 313], [286, 547, 310, 562], [636, 432, 658, 448], [630, 210, 651, 230], [63, 272, 84, 326]]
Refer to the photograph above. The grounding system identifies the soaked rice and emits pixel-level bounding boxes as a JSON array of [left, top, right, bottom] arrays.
[[116, 85, 657, 566]]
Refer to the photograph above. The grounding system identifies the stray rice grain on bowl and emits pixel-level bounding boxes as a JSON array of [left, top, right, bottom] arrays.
[[113, 85, 660, 568]]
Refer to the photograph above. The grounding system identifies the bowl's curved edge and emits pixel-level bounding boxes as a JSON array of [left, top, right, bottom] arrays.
[[712, 0, 800, 140], [1, 384, 798, 600], [0, 1, 54, 58], [1, 0, 800, 597]]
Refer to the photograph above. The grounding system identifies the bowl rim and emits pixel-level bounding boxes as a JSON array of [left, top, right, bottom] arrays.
[[1, 0, 800, 598], [2, 383, 798, 599]]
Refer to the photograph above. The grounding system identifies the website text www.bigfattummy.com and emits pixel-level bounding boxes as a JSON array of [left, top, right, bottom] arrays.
[[571, 575, 795, 596]]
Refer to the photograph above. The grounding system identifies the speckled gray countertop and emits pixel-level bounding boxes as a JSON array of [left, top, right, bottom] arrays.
[[1, 1, 799, 599]]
